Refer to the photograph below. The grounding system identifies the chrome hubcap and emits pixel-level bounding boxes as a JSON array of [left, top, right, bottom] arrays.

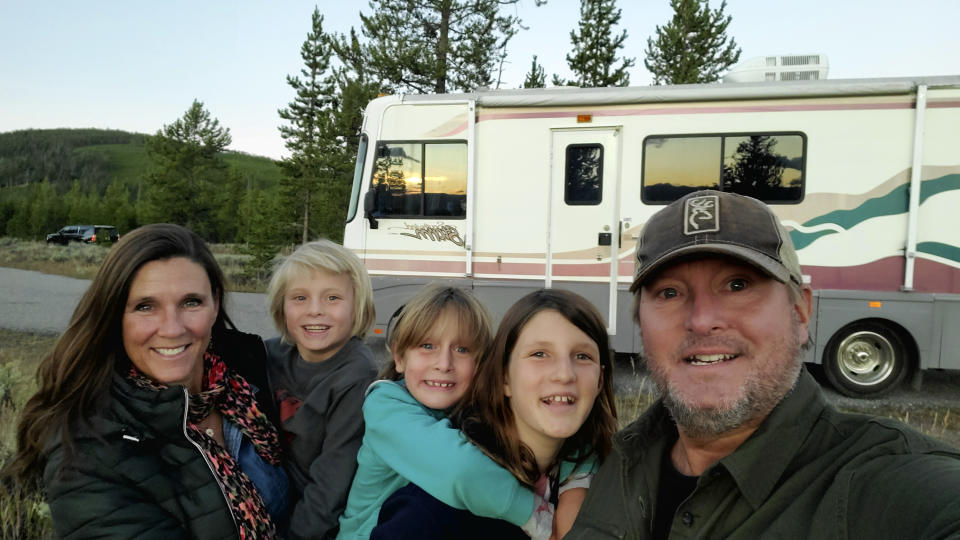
[[836, 330, 895, 386]]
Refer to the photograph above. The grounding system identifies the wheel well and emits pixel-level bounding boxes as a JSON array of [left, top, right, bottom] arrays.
[[830, 317, 919, 375]]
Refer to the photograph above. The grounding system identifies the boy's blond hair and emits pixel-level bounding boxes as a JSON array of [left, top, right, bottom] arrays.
[[381, 284, 492, 380], [267, 239, 376, 344]]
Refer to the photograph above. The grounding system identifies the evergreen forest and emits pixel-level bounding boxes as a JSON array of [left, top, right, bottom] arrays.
[[0, 0, 742, 268]]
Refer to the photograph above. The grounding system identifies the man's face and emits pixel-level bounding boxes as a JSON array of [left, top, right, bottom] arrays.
[[638, 256, 811, 438]]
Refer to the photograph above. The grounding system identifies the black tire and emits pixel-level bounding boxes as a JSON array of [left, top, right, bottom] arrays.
[[823, 321, 909, 398]]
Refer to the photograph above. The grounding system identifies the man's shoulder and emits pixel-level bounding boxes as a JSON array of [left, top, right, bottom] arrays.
[[821, 405, 960, 456]]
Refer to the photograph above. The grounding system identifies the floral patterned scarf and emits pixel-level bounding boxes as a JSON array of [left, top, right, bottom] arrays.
[[127, 351, 281, 539]]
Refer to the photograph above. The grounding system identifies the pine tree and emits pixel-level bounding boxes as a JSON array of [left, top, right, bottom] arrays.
[[239, 188, 284, 282], [564, 0, 635, 87], [330, 28, 383, 156], [278, 8, 342, 245], [644, 0, 741, 84], [357, 0, 525, 93], [64, 180, 98, 224], [102, 177, 137, 234], [141, 100, 231, 239], [28, 179, 63, 240], [522, 56, 546, 88]]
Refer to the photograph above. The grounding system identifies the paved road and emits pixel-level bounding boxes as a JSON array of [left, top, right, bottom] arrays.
[[0, 267, 277, 338]]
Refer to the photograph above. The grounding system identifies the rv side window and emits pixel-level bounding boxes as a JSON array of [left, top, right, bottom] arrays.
[[642, 133, 805, 204], [371, 141, 467, 218], [565, 144, 603, 205]]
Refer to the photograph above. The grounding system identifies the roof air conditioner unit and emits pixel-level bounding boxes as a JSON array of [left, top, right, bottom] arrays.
[[723, 54, 829, 83]]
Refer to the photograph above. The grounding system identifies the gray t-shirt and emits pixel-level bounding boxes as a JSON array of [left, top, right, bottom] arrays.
[[265, 336, 378, 540]]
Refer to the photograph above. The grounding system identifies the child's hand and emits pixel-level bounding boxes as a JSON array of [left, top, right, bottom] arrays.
[[551, 487, 587, 540]]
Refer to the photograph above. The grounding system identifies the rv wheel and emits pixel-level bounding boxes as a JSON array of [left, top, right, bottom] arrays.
[[823, 321, 908, 398]]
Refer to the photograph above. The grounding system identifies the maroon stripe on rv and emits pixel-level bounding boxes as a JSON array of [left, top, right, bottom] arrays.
[[364, 259, 467, 273], [363, 259, 549, 275], [928, 100, 960, 109], [441, 121, 468, 136], [364, 258, 616, 276], [473, 261, 546, 275], [477, 101, 920, 122], [448, 101, 959, 130], [802, 256, 960, 294]]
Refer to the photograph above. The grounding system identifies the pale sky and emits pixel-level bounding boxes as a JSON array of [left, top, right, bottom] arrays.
[[2, 0, 958, 160]]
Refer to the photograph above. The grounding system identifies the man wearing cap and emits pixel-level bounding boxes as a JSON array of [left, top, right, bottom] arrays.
[[567, 190, 960, 539]]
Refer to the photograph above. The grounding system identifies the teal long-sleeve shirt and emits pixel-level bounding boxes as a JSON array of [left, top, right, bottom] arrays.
[[336, 380, 534, 540]]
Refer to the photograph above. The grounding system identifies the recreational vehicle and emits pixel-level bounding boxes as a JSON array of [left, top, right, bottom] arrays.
[[343, 75, 960, 397]]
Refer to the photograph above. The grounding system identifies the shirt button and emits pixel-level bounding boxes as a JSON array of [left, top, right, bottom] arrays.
[[682, 511, 694, 526]]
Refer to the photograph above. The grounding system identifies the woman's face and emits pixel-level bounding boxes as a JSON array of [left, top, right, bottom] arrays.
[[505, 309, 602, 464], [122, 257, 219, 393]]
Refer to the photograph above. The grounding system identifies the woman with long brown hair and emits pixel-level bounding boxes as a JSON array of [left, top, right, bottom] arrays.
[[4, 224, 288, 538], [372, 288, 618, 540]]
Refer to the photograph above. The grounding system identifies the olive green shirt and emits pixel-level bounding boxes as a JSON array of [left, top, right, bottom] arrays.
[[568, 368, 960, 539]]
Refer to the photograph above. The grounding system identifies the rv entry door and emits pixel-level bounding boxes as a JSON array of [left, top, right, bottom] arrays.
[[548, 128, 621, 333]]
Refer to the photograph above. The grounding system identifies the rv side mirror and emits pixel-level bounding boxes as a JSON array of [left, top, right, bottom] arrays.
[[363, 188, 379, 230]]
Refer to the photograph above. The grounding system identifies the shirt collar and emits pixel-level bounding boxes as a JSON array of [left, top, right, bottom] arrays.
[[718, 367, 826, 509]]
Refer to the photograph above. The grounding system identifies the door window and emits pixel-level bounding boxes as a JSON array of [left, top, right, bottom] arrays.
[[565, 144, 603, 205]]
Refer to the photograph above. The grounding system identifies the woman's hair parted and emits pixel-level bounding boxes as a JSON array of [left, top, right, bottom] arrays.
[[452, 289, 618, 488], [379, 284, 493, 380], [267, 239, 375, 343], [5, 224, 230, 482]]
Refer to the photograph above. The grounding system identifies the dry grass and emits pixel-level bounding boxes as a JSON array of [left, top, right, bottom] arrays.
[[0, 238, 108, 280], [0, 330, 56, 540], [0, 237, 265, 293]]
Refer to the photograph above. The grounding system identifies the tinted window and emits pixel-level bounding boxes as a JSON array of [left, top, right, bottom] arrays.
[[642, 133, 805, 204], [346, 134, 369, 223], [371, 141, 467, 218], [565, 144, 603, 205]]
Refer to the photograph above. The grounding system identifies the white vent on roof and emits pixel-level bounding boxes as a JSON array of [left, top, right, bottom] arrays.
[[723, 54, 829, 83], [781, 55, 821, 66]]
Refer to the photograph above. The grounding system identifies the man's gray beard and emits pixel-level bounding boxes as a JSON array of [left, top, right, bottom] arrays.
[[648, 313, 804, 439]]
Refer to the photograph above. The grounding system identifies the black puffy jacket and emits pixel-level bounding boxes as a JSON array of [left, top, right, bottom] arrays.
[[43, 329, 281, 539]]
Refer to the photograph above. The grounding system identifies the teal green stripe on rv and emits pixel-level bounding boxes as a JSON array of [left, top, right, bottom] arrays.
[[790, 229, 837, 250], [918, 242, 960, 264], [920, 174, 960, 204], [793, 174, 960, 251], [803, 184, 908, 230]]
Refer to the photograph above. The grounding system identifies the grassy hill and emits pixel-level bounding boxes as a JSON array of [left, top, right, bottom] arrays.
[[0, 128, 283, 193]]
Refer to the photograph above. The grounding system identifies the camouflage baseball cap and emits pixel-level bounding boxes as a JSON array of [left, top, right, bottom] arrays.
[[629, 190, 803, 292]]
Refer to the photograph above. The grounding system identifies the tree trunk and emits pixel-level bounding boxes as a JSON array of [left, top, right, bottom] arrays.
[[436, 0, 451, 93], [302, 189, 310, 244]]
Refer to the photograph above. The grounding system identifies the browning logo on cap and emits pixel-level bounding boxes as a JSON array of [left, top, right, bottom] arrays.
[[684, 195, 719, 234]]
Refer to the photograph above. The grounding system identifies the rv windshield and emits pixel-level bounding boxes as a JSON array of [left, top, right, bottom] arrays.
[[346, 134, 369, 223]]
